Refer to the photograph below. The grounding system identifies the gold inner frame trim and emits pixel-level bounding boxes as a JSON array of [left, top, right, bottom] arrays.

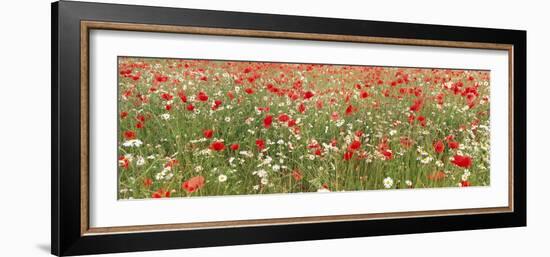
[[80, 20, 514, 236]]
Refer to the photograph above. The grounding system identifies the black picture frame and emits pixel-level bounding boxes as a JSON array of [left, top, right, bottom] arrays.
[[52, 1, 526, 256]]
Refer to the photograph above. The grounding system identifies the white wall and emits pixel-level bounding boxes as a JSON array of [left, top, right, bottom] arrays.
[[0, 0, 546, 256]]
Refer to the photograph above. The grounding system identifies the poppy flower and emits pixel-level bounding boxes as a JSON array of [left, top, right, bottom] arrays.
[[118, 155, 129, 169], [197, 91, 209, 102], [151, 189, 171, 198], [400, 137, 413, 148], [211, 99, 222, 110], [427, 171, 446, 181], [143, 178, 153, 187], [263, 115, 273, 128], [186, 104, 195, 111], [256, 139, 266, 150], [136, 115, 146, 122], [303, 91, 315, 99], [381, 150, 393, 160], [120, 111, 128, 119], [343, 151, 354, 160], [452, 155, 472, 168], [448, 141, 460, 149], [433, 140, 445, 153], [161, 93, 173, 101], [123, 130, 136, 140], [245, 88, 255, 94], [409, 98, 424, 112], [287, 119, 297, 127], [203, 129, 214, 138], [292, 169, 303, 181], [227, 91, 235, 100], [316, 100, 323, 109], [165, 104, 172, 111], [230, 144, 240, 151], [297, 103, 306, 113], [210, 141, 225, 151], [360, 91, 369, 98], [345, 105, 354, 115], [417, 116, 427, 127], [278, 114, 290, 122], [178, 91, 187, 102], [314, 149, 323, 156], [460, 180, 471, 187], [331, 112, 340, 121], [348, 140, 362, 151], [181, 176, 205, 193], [408, 114, 415, 124]]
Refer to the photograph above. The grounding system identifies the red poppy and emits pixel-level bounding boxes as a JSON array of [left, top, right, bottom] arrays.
[[461, 180, 471, 187], [118, 155, 129, 169], [165, 104, 172, 111], [287, 119, 297, 127], [120, 111, 128, 119], [143, 178, 153, 187], [316, 100, 323, 109], [186, 104, 195, 111], [433, 140, 445, 153], [417, 116, 427, 127], [178, 91, 187, 102], [210, 141, 226, 151], [123, 130, 136, 140], [155, 74, 168, 83], [355, 130, 364, 137], [227, 91, 235, 100], [400, 137, 413, 148], [448, 141, 460, 149], [151, 189, 171, 198], [408, 114, 415, 124], [343, 151, 354, 160], [324, 112, 336, 123], [161, 93, 173, 101], [297, 103, 306, 113], [137, 115, 146, 122], [348, 140, 362, 151], [278, 114, 290, 122], [303, 91, 315, 99], [230, 144, 240, 151], [314, 149, 323, 156], [263, 115, 273, 128], [381, 150, 393, 160], [203, 129, 214, 138], [378, 139, 393, 160], [292, 169, 303, 181], [181, 176, 205, 193], [427, 171, 446, 181], [345, 105, 354, 115], [409, 98, 424, 112], [360, 91, 370, 98], [197, 91, 209, 102], [452, 155, 472, 168], [136, 122, 144, 129], [256, 139, 266, 150], [245, 88, 255, 94]]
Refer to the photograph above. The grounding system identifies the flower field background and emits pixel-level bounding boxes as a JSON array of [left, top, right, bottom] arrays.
[[117, 57, 490, 200]]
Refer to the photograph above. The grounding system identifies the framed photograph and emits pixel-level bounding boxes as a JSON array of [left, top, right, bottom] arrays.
[[52, 1, 526, 255]]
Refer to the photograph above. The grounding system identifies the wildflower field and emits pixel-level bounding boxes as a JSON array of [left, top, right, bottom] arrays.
[[117, 57, 490, 200]]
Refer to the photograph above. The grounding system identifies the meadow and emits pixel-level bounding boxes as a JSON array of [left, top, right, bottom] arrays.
[[117, 57, 490, 199]]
